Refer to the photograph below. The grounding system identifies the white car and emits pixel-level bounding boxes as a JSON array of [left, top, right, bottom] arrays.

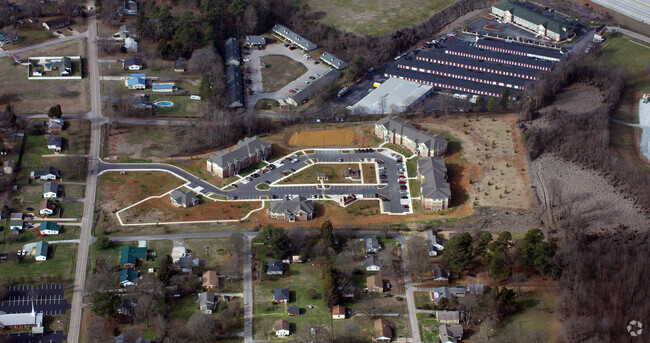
[[243, 58, 251, 62]]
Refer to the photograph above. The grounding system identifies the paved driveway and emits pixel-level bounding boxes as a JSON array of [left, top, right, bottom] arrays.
[[7, 330, 65, 343], [1, 284, 70, 315], [244, 43, 331, 109]]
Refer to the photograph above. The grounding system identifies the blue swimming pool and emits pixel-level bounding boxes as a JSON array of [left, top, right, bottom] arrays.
[[155, 101, 174, 107]]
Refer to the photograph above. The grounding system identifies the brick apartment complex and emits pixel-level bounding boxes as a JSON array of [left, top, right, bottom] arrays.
[[418, 157, 451, 210], [374, 116, 447, 157], [492, 0, 574, 42], [206, 136, 272, 178], [268, 196, 315, 222]]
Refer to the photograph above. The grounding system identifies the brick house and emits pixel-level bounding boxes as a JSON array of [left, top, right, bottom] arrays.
[[206, 136, 271, 178], [267, 196, 314, 222], [418, 157, 451, 211], [374, 116, 447, 157]]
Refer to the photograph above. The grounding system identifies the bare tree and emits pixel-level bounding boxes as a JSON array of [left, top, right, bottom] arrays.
[[189, 47, 224, 77], [243, 5, 259, 34], [133, 294, 160, 327], [510, 272, 525, 296], [87, 315, 109, 343], [355, 295, 387, 319], [458, 294, 478, 324], [408, 237, 431, 282], [87, 254, 115, 292], [292, 325, 331, 343], [187, 313, 219, 343]]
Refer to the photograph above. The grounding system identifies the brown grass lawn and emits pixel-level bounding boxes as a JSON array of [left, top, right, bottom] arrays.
[[106, 124, 195, 160], [120, 198, 263, 224], [260, 55, 307, 92], [96, 171, 186, 213], [282, 163, 362, 184], [361, 163, 377, 183], [288, 128, 355, 147], [0, 39, 90, 114]]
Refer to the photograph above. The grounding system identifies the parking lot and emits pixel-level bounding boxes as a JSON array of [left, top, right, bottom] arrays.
[[0, 284, 70, 315], [6, 330, 65, 343]]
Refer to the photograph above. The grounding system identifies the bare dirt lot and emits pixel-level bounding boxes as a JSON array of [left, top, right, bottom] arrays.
[[288, 128, 355, 147], [120, 198, 263, 224], [105, 124, 194, 160]]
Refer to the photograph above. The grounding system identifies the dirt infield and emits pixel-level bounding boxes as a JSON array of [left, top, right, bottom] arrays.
[[289, 128, 355, 147]]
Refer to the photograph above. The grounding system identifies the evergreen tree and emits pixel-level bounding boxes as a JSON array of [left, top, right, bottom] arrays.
[[47, 104, 62, 118], [90, 291, 120, 318], [443, 232, 473, 273], [487, 97, 496, 111], [474, 232, 492, 257], [320, 220, 334, 248], [261, 225, 289, 259], [500, 88, 510, 109], [321, 261, 337, 307], [517, 228, 545, 271]]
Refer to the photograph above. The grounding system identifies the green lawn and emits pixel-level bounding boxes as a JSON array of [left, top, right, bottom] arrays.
[[11, 185, 44, 213], [151, 96, 201, 117], [414, 291, 433, 310], [239, 161, 268, 177], [21, 135, 50, 166], [63, 184, 85, 198], [59, 201, 84, 218], [417, 313, 439, 343], [0, 243, 78, 285], [383, 143, 413, 158], [495, 289, 562, 342], [306, 0, 456, 35], [601, 33, 650, 82], [406, 156, 419, 178], [260, 55, 307, 93], [283, 163, 361, 184], [409, 179, 420, 198]]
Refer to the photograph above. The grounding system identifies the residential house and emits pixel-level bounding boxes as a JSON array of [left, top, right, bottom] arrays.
[[171, 246, 186, 263], [118, 298, 137, 315], [267, 196, 314, 222], [133, 94, 153, 109], [135, 338, 151, 343], [174, 59, 186, 72], [152, 83, 176, 92], [40, 199, 55, 216], [118, 25, 136, 39], [433, 265, 449, 282], [43, 57, 72, 76], [343, 168, 361, 181], [439, 324, 463, 343], [206, 136, 271, 178], [122, 0, 138, 15], [272, 24, 316, 51], [202, 270, 219, 289], [365, 236, 381, 253], [365, 255, 381, 271], [225, 37, 240, 66], [288, 306, 300, 316], [0, 31, 19, 44], [491, 0, 574, 41], [0, 305, 44, 334], [273, 288, 290, 303], [226, 64, 243, 107], [366, 274, 383, 293], [267, 260, 283, 275], [119, 246, 147, 269], [31, 167, 60, 180], [47, 119, 64, 133], [374, 116, 447, 157], [178, 256, 199, 273], [418, 157, 451, 211], [427, 230, 445, 256], [436, 310, 460, 324], [35, 241, 48, 261], [467, 283, 485, 295], [43, 17, 70, 30], [3, 160, 16, 174], [47, 137, 62, 152], [197, 292, 217, 314], [10, 213, 23, 231], [123, 57, 143, 70], [332, 305, 346, 319], [320, 51, 349, 70], [169, 189, 199, 208], [124, 37, 138, 52], [373, 318, 392, 343], [125, 77, 146, 90], [37, 221, 59, 235], [120, 269, 139, 287], [274, 319, 290, 337], [430, 286, 467, 305], [43, 181, 58, 199], [245, 36, 266, 46]]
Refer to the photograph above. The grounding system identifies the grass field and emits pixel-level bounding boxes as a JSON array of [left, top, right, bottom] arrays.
[[361, 163, 377, 183], [260, 55, 307, 92], [383, 143, 413, 158], [495, 288, 562, 342], [289, 128, 355, 147], [417, 313, 439, 343], [120, 197, 262, 224], [151, 96, 201, 117], [306, 0, 456, 35], [0, 243, 78, 285], [601, 34, 650, 82], [282, 163, 362, 184], [409, 179, 420, 198]]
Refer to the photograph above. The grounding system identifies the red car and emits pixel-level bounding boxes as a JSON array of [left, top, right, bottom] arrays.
[[289, 46, 297, 50], [399, 180, 407, 184], [289, 89, 296, 93], [403, 205, 409, 209], [285, 157, 291, 161], [244, 70, 252, 74]]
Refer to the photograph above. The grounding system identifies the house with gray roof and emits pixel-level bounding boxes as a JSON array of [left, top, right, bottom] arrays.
[[320, 52, 349, 70], [365, 236, 381, 253], [10, 213, 23, 231], [206, 136, 271, 178], [375, 116, 447, 157], [267, 260, 283, 275], [267, 196, 314, 222], [433, 265, 449, 282], [123, 57, 143, 70], [31, 167, 60, 180], [43, 181, 58, 199], [491, 0, 574, 41], [427, 230, 445, 256], [47, 136, 62, 152], [197, 292, 218, 314], [246, 36, 266, 46], [273, 288, 290, 303], [225, 37, 241, 66], [365, 255, 380, 271], [436, 310, 460, 324], [439, 324, 463, 343], [272, 24, 316, 51], [430, 286, 467, 305], [286, 69, 340, 106], [418, 157, 451, 211], [169, 189, 199, 208], [226, 65, 244, 108]]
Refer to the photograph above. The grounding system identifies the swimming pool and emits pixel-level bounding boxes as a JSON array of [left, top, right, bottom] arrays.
[[155, 101, 174, 107]]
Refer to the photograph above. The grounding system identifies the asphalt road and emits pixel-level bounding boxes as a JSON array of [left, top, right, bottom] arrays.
[[0, 33, 88, 57], [590, 0, 650, 25], [243, 235, 254, 343], [607, 26, 650, 44]]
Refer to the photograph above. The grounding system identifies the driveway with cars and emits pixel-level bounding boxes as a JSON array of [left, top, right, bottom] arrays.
[[243, 43, 331, 109], [98, 148, 414, 214]]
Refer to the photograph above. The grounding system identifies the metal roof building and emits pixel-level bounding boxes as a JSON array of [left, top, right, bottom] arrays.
[[320, 52, 349, 70], [286, 69, 340, 106], [474, 37, 563, 62], [350, 78, 433, 114], [227, 65, 244, 108], [416, 50, 539, 80], [444, 39, 554, 71], [245, 36, 266, 46], [272, 24, 317, 51], [225, 37, 241, 66]]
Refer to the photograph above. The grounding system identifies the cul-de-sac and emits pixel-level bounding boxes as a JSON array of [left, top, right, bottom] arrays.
[[0, 0, 648, 342]]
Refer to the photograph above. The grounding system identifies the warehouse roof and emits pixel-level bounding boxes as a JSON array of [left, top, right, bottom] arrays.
[[417, 49, 539, 79], [350, 78, 433, 114], [493, 0, 573, 36], [385, 66, 516, 97], [475, 37, 564, 60], [444, 39, 555, 69], [272, 24, 317, 51], [226, 65, 243, 107], [320, 52, 349, 70], [397, 58, 529, 89]]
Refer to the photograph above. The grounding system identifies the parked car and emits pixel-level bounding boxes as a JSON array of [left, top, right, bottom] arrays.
[[289, 89, 296, 93], [289, 46, 297, 50], [291, 159, 298, 163], [243, 52, 251, 55], [283, 43, 290, 47], [313, 61, 319, 64], [245, 79, 252, 84], [67, 27, 73, 32], [243, 58, 251, 62], [244, 70, 252, 74]]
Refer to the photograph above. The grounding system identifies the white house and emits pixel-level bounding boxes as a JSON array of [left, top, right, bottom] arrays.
[[171, 246, 187, 263], [47, 137, 62, 153], [274, 319, 290, 337], [332, 305, 346, 319], [365, 255, 381, 271], [35, 241, 48, 261], [43, 182, 58, 199], [124, 37, 138, 52]]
